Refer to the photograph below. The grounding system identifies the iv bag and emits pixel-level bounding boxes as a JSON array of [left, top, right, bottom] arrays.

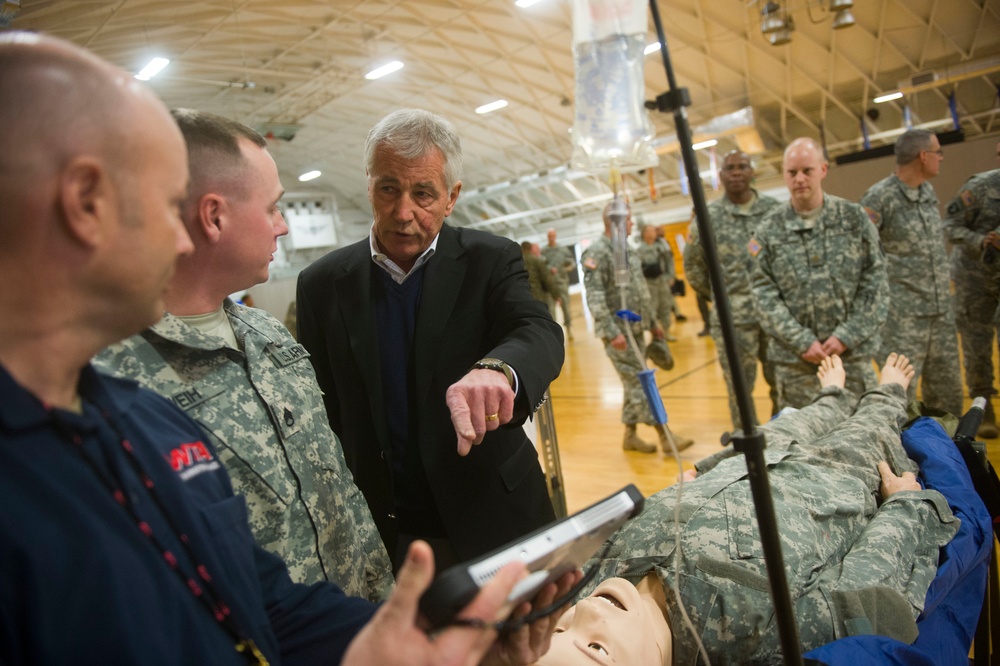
[[570, 0, 658, 173]]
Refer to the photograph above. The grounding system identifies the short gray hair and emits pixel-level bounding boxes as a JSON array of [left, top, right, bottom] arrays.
[[364, 108, 463, 188], [894, 129, 934, 165]]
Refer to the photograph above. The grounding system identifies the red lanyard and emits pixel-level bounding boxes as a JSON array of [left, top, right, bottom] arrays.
[[47, 402, 269, 666]]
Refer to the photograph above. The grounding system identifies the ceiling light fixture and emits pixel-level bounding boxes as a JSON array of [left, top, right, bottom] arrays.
[[873, 92, 903, 104], [832, 8, 855, 29], [476, 99, 508, 114], [833, 9, 855, 30], [760, 2, 786, 35], [644, 42, 661, 55], [365, 60, 404, 80], [761, 0, 854, 46], [692, 139, 718, 151], [830, 0, 855, 29], [135, 57, 170, 81], [768, 21, 794, 46], [298, 170, 321, 182]]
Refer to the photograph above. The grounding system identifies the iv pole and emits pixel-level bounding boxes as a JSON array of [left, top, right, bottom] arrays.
[[645, 2, 804, 664]]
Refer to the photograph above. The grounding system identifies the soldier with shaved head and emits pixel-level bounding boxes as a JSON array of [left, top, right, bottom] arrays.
[[750, 138, 889, 409]]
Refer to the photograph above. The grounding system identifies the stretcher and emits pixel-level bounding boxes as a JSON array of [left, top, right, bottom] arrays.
[[804, 416, 992, 665]]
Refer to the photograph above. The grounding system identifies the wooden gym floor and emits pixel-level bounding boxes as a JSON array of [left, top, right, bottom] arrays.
[[548, 290, 1000, 514]]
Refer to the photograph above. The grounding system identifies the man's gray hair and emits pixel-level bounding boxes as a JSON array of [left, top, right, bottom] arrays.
[[364, 108, 463, 188], [894, 129, 935, 166]]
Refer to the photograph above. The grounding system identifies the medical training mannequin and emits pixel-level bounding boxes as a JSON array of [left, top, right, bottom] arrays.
[[537, 572, 672, 665], [534, 353, 952, 666]]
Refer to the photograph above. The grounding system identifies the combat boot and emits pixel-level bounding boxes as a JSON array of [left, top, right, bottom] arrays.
[[979, 400, 998, 439], [656, 424, 694, 454], [623, 424, 656, 453]]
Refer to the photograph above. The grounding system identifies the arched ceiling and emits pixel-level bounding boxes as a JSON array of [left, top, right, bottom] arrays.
[[6, 0, 1000, 246]]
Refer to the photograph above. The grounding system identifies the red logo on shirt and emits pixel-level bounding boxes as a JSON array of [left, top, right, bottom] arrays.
[[166, 441, 220, 480]]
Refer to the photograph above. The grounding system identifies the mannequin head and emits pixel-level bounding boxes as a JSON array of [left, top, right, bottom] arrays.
[[534, 577, 672, 666]]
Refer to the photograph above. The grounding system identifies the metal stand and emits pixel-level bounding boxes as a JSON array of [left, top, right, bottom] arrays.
[[647, 2, 803, 663], [535, 389, 568, 518]]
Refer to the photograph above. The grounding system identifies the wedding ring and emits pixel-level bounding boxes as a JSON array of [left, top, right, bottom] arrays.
[[485, 413, 499, 422]]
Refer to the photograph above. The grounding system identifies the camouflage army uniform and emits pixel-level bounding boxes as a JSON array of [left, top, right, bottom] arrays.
[[944, 168, 1000, 406], [94, 299, 393, 601], [861, 173, 963, 415], [522, 250, 553, 303], [542, 243, 576, 331], [684, 190, 782, 427], [583, 382, 958, 665], [582, 235, 659, 424], [634, 236, 676, 330], [751, 195, 889, 409]]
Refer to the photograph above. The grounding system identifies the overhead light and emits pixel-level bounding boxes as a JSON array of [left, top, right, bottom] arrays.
[[832, 8, 855, 29], [769, 27, 793, 45], [515, 0, 542, 6], [760, 1, 786, 34], [644, 42, 661, 55], [828, 0, 855, 29], [365, 60, 404, 80], [873, 92, 903, 104], [692, 139, 718, 150], [476, 99, 508, 114], [135, 57, 169, 81], [761, 14, 786, 34], [298, 170, 321, 182]]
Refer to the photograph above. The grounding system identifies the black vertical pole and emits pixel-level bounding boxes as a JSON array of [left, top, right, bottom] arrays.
[[647, 2, 804, 664]]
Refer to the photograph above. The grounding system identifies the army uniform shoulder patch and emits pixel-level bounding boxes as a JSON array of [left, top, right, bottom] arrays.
[[748, 238, 762, 257], [583, 257, 598, 270], [863, 206, 881, 225], [961, 189, 976, 208]]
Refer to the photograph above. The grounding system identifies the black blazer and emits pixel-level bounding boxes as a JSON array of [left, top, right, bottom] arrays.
[[296, 224, 563, 562]]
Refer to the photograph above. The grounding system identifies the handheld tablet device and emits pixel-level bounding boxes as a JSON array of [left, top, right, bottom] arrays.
[[419, 484, 644, 630]]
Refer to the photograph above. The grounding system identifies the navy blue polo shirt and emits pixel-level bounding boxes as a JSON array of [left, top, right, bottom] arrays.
[[0, 363, 376, 665]]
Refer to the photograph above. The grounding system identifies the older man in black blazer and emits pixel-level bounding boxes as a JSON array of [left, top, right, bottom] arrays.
[[296, 109, 563, 570]]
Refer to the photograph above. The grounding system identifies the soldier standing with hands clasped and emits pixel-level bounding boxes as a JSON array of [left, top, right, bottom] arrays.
[[751, 138, 888, 409]]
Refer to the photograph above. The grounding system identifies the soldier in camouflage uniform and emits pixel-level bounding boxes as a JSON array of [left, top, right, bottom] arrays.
[[94, 110, 393, 601], [751, 138, 889, 409], [860, 129, 963, 416], [521, 241, 553, 303], [944, 162, 1000, 437], [542, 228, 577, 340], [684, 150, 781, 429], [541, 354, 958, 666], [635, 221, 677, 340], [582, 200, 693, 454]]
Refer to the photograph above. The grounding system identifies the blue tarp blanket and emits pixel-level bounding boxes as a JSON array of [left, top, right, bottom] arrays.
[[803, 416, 992, 665]]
